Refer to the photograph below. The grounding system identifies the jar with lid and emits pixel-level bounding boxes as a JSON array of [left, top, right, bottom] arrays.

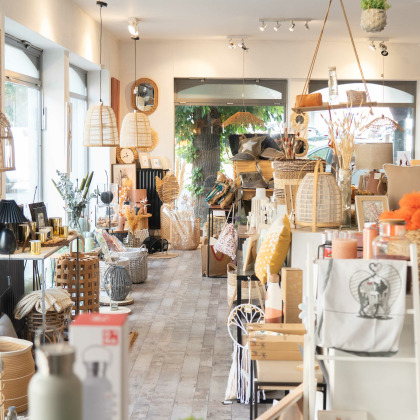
[[372, 219, 411, 261], [363, 222, 378, 259]]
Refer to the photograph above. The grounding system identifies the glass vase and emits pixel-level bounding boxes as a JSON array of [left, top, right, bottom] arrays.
[[338, 168, 352, 228]]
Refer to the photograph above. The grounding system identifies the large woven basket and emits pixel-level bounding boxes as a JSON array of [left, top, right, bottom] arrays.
[[0, 337, 35, 413], [111, 248, 148, 284], [171, 218, 201, 250], [405, 230, 420, 276], [55, 253, 100, 319], [227, 264, 265, 308], [124, 229, 149, 248], [273, 159, 325, 204], [26, 308, 71, 344], [295, 161, 341, 232]]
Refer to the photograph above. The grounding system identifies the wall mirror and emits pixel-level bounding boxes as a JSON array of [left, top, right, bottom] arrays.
[[131, 78, 158, 115]]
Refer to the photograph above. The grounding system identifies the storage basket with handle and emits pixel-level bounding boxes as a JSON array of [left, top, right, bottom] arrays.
[[110, 246, 148, 284], [124, 229, 149, 248], [273, 159, 324, 204]]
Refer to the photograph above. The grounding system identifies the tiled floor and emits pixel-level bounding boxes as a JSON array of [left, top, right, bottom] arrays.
[[127, 250, 269, 420]]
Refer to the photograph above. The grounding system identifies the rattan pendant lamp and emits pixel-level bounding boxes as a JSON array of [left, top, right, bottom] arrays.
[[120, 36, 152, 148], [222, 47, 264, 129], [0, 113, 15, 171], [83, 1, 119, 147]]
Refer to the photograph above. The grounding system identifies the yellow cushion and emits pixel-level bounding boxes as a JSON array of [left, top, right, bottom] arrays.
[[255, 215, 291, 284]]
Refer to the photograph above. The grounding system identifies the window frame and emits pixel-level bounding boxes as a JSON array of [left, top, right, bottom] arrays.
[[4, 34, 43, 202]]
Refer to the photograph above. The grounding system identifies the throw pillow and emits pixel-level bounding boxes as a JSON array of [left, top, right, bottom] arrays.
[[384, 164, 420, 210], [255, 215, 291, 284], [238, 135, 266, 158]]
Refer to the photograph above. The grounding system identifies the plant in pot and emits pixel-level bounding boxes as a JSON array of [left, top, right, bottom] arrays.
[[360, 0, 391, 33]]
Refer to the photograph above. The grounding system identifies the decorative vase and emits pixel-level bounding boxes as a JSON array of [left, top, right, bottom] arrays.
[[0, 227, 17, 254], [360, 9, 387, 33], [103, 265, 132, 301], [338, 168, 352, 228], [265, 274, 283, 323]]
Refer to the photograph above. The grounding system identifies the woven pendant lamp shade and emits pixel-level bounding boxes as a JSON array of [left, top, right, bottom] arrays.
[[222, 111, 265, 129], [295, 162, 341, 232], [83, 104, 119, 147], [0, 113, 15, 171], [120, 111, 152, 148]]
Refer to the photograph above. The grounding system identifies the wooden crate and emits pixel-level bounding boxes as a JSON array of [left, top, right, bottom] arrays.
[[233, 160, 274, 181], [281, 268, 303, 323]]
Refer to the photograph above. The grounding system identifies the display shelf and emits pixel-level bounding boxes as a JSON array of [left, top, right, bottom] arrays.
[[292, 101, 377, 113]]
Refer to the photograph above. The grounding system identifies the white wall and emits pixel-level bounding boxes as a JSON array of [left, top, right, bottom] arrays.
[[118, 39, 420, 166]]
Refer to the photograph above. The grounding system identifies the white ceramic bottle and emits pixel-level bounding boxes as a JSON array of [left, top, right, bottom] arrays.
[[265, 273, 283, 323], [83, 361, 113, 420], [29, 344, 82, 420]]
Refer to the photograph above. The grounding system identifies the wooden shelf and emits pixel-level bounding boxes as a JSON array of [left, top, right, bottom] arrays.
[[292, 101, 377, 113]]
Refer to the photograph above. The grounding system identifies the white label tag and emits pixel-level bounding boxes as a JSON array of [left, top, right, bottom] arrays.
[[374, 172, 381, 179]]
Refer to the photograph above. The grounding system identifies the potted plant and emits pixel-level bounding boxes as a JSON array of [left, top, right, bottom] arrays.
[[360, 0, 391, 33]]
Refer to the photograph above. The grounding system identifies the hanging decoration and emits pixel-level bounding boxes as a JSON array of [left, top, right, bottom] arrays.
[[0, 113, 15, 172], [83, 1, 119, 147], [222, 48, 265, 129], [120, 35, 152, 148]]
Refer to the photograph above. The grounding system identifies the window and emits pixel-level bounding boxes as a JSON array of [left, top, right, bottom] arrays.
[[308, 80, 416, 160], [69, 65, 88, 184], [4, 35, 42, 205]]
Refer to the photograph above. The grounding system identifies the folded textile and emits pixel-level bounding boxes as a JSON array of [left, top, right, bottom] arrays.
[[14, 287, 73, 320]]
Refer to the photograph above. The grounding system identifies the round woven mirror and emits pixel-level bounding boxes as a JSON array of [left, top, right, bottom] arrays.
[[131, 78, 158, 115]]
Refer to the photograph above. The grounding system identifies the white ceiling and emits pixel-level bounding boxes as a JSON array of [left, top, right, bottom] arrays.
[[71, 0, 420, 43]]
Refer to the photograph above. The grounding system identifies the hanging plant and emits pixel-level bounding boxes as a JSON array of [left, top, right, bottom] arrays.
[[360, 0, 391, 33]]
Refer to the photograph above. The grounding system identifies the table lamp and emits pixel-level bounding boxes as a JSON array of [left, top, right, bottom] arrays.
[[354, 143, 394, 195], [0, 200, 28, 254]]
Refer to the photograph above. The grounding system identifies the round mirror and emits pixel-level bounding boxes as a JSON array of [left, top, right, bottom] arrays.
[[131, 78, 158, 115], [294, 137, 309, 157]]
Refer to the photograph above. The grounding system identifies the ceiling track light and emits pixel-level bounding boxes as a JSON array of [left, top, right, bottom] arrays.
[[274, 21, 281, 31], [260, 21, 267, 31], [238, 39, 249, 51], [379, 42, 388, 56], [228, 39, 236, 49], [128, 17, 139, 38], [289, 21, 296, 31], [369, 41, 376, 51], [305, 21, 310, 30]]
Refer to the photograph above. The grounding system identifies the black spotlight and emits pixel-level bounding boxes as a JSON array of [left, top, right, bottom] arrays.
[[380, 42, 388, 56]]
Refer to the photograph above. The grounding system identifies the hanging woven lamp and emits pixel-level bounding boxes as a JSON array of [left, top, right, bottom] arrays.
[[120, 36, 152, 148], [83, 1, 119, 147], [0, 113, 15, 171], [222, 46, 265, 130]]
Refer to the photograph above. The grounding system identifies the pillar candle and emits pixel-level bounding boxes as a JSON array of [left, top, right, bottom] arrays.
[[332, 238, 357, 259]]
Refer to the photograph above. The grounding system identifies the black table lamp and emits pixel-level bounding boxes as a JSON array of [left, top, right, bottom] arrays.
[[0, 200, 27, 255]]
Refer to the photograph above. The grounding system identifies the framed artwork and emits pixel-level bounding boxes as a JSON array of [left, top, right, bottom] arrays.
[[29, 202, 48, 227], [139, 153, 151, 169], [151, 157, 163, 169], [112, 164, 137, 189], [355, 195, 389, 231], [33, 206, 48, 230]]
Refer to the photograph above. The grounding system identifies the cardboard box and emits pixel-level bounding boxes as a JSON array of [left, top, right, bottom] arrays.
[[281, 268, 303, 323], [70, 313, 129, 420]]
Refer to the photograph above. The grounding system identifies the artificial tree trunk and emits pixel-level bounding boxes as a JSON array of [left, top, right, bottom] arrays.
[[192, 107, 222, 223]]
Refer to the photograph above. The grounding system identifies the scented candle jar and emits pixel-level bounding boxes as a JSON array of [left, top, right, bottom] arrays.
[[332, 232, 358, 259]]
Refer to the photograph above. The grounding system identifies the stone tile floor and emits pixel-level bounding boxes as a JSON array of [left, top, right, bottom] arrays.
[[127, 250, 271, 420]]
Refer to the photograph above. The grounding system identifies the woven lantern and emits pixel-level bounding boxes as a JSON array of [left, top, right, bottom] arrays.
[[83, 104, 119, 147], [120, 111, 152, 148], [295, 160, 341, 232], [0, 113, 15, 171]]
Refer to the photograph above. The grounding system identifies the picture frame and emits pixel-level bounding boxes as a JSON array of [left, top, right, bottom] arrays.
[[151, 157, 163, 169], [33, 206, 48, 230], [29, 202, 48, 227], [112, 164, 137, 189], [139, 153, 151, 169], [355, 195, 389, 231]]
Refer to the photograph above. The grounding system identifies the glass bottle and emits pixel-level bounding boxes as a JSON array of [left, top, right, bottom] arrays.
[[29, 344, 82, 420], [372, 219, 411, 261], [328, 66, 339, 105], [337, 168, 352, 228], [6, 406, 17, 420]]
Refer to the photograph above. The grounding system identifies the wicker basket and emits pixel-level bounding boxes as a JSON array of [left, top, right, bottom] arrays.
[[111, 248, 148, 284], [203, 215, 226, 239], [124, 229, 149, 248], [55, 253, 100, 319], [0, 337, 35, 413], [227, 264, 265, 313], [273, 159, 325, 204], [405, 230, 420, 276], [160, 204, 172, 242], [295, 161, 341, 232], [26, 308, 71, 343], [171, 218, 200, 250]]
